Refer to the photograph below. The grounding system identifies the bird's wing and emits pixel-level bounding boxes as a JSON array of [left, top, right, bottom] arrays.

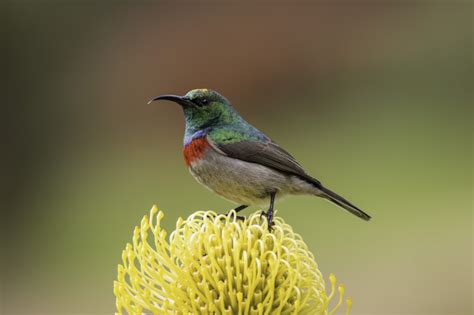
[[208, 136, 320, 186]]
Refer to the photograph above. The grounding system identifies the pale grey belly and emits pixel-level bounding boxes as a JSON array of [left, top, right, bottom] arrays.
[[188, 149, 315, 205]]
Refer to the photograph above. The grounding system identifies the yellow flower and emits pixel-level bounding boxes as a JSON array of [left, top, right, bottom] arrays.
[[114, 206, 351, 314]]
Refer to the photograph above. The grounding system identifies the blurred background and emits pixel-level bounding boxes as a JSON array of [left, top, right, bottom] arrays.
[[2, 1, 472, 314]]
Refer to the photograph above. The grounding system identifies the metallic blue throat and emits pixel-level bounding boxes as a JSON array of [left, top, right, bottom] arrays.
[[184, 128, 209, 146]]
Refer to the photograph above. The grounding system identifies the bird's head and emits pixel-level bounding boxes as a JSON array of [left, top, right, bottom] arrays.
[[149, 89, 238, 130]]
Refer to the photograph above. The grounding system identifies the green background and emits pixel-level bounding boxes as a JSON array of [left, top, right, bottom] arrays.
[[2, 2, 472, 314]]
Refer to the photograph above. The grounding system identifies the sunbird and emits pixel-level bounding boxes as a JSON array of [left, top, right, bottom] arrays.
[[149, 89, 371, 229]]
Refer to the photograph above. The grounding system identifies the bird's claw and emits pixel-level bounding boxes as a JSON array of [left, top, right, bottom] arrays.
[[267, 221, 275, 232], [266, 217, 275, 232], [235, 215, 246, 221], [224, 212, 246, 221], [259, 210, 274, 232]]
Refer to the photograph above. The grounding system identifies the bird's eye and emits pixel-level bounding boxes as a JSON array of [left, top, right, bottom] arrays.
[[192, 98, 209, 107]]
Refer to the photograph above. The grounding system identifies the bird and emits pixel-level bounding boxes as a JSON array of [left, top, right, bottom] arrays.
[[149, 89, 371, 230]]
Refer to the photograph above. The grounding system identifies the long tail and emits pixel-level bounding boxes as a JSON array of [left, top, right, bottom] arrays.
[[317, 185, 371, 221]]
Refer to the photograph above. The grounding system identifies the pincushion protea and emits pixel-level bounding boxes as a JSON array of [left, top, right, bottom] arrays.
[[114, 206, 351, 314]]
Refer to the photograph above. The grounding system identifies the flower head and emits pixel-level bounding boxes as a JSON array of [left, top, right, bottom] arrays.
[[114, 206, 351, 314]]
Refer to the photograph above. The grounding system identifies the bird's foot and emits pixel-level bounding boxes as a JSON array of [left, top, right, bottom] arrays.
[[266, 209, 275, 232], [223, 205, 248, 221], [259, 210, 274, 231], [267, 221, 275, 232], [224, 211, 246, 221]]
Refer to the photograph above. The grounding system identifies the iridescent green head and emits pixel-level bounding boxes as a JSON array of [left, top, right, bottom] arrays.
[[149, 89, 240, 131]]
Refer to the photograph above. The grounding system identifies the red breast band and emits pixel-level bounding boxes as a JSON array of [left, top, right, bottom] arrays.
[[183, 137, 210, 166]]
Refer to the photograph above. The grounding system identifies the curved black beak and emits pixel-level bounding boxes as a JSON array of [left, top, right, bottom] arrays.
[[147, 94, 193, 107]]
